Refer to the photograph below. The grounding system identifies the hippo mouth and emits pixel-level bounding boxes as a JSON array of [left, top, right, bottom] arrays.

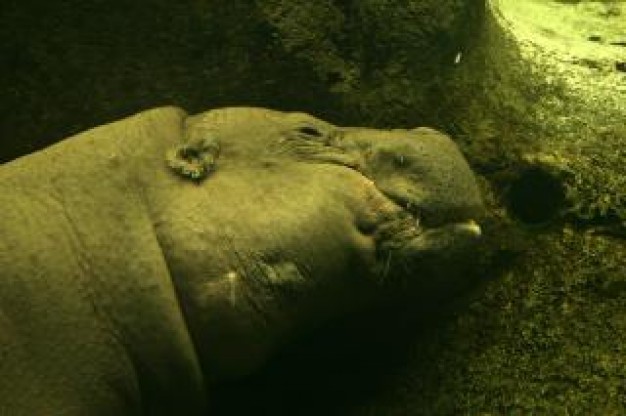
[[372, 200, 481, 254], [328, 161, 483, 273], [387, 192, 481, 238], [365, 187, 483, 285]]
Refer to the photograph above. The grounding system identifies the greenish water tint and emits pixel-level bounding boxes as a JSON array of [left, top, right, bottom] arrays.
[[1, 0, 624, 414]]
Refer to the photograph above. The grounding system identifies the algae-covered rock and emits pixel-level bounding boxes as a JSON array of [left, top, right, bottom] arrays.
[[255, 0, 481, 125]]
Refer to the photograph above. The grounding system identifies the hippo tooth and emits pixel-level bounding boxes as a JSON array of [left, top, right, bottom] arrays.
[[226, 271, 238, 305], [461, 220, 481, 236]]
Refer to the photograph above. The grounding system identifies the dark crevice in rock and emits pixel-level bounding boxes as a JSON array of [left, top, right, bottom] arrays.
[[485, 162, 567, 227], [505, 166, 567, 226]]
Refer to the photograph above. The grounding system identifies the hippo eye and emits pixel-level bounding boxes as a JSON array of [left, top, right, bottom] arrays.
[[297, 126, 323, 137]]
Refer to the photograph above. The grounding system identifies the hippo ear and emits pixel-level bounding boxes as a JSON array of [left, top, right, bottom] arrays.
[[165, 134, 221, 182]]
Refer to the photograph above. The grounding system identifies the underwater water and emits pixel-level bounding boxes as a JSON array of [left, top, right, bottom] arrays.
[[1, 0, 624, 414]]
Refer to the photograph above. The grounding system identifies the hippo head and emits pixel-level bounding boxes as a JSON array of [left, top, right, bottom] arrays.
[[154, 108, 483, 381]]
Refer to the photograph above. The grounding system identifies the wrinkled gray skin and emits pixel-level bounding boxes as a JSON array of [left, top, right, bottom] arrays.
[[0, 107, 482, 415]]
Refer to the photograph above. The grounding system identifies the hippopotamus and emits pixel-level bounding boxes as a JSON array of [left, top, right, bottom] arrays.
[[0, 106, 482, 415]]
